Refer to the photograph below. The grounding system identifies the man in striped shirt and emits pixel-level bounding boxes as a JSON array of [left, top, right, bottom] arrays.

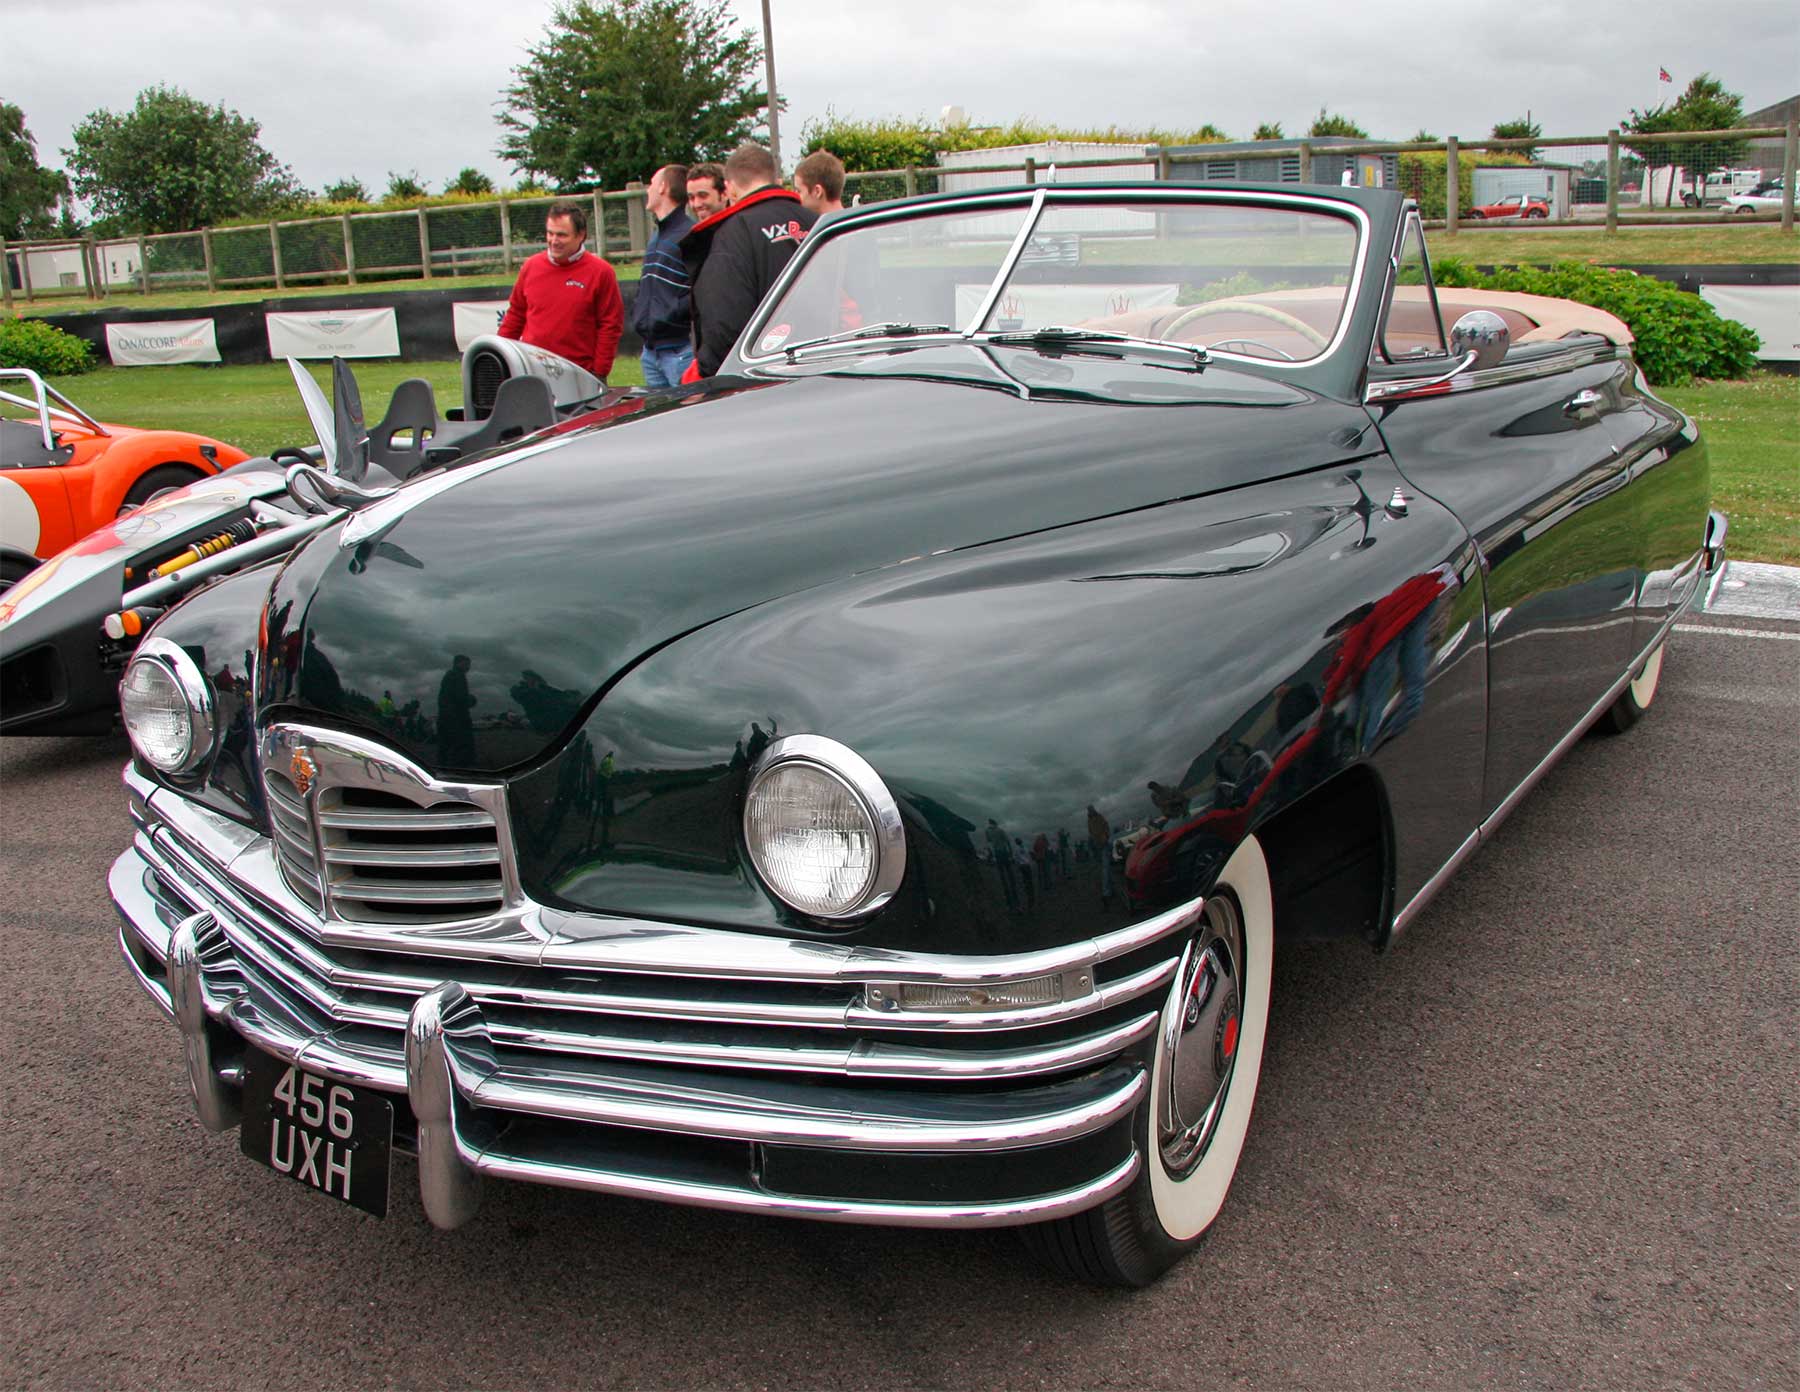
[[633, 165, 696, 387]]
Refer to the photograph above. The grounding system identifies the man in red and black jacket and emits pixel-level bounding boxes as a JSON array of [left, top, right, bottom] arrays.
[[498, 200, 624, 381], [680, 144, 817, 378]]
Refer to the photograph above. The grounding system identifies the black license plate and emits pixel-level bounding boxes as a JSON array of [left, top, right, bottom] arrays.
[[240, 1051, 393, 1217]]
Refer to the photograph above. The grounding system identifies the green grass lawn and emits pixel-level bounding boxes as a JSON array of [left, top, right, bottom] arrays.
[[43, 359, 1794, 565], [1662, 372, 1800, 566], [1426, 223, 1799, 266]]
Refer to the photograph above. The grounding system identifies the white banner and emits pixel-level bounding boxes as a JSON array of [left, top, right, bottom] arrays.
[[1699, 284, 1799, 362], [453, 301, 511, 351], [105, 318, 221, 367], [954, 282, 1180, 330], [265, 307, 401, 360]]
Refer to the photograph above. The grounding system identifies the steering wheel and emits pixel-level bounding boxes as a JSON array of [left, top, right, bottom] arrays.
[[1162, 300, 1330, 350], [1203, 338, 1297, 362]]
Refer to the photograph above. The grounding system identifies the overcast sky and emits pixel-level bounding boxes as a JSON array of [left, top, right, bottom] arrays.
[[9, 0, 1797, 203]]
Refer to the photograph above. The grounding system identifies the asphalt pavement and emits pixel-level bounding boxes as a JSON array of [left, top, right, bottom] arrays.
[[1, 607, 1794, 1391]]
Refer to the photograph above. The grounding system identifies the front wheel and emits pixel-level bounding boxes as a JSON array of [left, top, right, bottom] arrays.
[[1594, 641, 1664, 735], [1020, 835, 1274, 1286], [118, 464, 204, 515]]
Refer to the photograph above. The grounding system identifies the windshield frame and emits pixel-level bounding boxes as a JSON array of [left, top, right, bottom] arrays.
[[735, 185, 1374, 377]]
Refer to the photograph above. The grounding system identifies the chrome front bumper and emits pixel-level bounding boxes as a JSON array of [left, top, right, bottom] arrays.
[[113, 770, 1193, 1230]]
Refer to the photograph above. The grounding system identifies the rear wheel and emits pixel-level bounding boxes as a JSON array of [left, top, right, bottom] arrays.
[[1020, 835, 1273, 1286], [1526, 207, 1548, 218], [118, 464, 204, 515], [0, 554, 36, 596], [1594, 641, 1664, 735]]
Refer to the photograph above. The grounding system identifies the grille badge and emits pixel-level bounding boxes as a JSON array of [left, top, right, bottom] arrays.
[[290, 749, 318, 796]]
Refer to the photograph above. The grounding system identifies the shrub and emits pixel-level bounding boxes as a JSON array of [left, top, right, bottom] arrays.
[[0, 318, 96, 375], [1433, 257, 1761, 386], [800, 112, 1231, 173]]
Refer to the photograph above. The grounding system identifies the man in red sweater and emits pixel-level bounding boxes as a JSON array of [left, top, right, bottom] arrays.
[[497, 201, 624, 381]]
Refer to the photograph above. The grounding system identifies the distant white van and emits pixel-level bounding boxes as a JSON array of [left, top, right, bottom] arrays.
[[1685, 168, 1765, 207]]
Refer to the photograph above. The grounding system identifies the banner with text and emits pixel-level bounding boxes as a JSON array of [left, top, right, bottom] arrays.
[[265, 307, 401, 360], [453, 301, 512, 351], [105, 319, 222, 367]]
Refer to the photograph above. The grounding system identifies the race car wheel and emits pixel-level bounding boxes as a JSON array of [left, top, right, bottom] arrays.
[[1526, 208, 1547, 218], [118, 465, 205, 515], [0, 554, 37, 596], [1020, 835, 1273, 1287]]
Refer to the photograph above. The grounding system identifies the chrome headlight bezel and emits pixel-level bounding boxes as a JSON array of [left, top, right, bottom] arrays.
[[121, 636, 216, 775], [743, 734, 906, 921]]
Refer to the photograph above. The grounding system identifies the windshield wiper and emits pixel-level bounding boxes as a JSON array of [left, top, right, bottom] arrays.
[[979, 326, 1209, 370], [782, 322, 956, 360]]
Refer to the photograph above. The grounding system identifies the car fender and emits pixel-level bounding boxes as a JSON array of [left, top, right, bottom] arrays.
[[510, 458, 1487, 956], [85, 430, 248, 519]]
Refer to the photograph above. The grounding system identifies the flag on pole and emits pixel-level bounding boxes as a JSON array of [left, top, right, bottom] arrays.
[[1659, 67, 1672, 82]]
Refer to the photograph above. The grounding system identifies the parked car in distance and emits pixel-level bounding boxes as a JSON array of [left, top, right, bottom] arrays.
[[109, 182, 1722, 1288], [1467, 193, 1550, 219], [1683, 168, 1765, 207], [0, 368, 247, 591], [1726, 176, 1786, 214]]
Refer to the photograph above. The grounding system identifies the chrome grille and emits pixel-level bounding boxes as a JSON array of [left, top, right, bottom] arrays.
[[263, 769, 323, 912], [317, 786, 503, 923]]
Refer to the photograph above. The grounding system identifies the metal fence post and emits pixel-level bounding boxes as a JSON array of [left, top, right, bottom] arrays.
[[270, 222, 286, 290], [625, 182, 647, 254], [418, 208, 433, 279], [500, 198, 514, 274], [0, 238, 12, 312], [1445, 137, 1458, 234], [1298, 141, 1312, 185], [1606, 130, 1620, 233], [201, 228, 217, 293], [1024, 157, 1037, 185], [136, 236, 150, 295], [342, 214, 358, 285], [1784, 119, 1797, 234]]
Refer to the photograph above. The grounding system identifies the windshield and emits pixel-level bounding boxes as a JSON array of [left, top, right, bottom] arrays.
[[751, 194, 1362, 366]]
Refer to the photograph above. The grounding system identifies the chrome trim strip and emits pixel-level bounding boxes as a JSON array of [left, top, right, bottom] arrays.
[[1392, 601, 1694, 941], [964, 187, 1047, 335], [1389, 830, 1479, 941], [1366, 340, 1625, 404], [468, 1145, 1141, 1232], [844, 958, 1176, 1032]]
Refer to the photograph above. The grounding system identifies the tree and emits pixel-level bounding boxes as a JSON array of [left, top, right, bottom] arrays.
[[1251, 122, 1284, 142], [498, 0, 766, 190], [323, 176, 371, 204], [1624, 73, 1747, 206], [1490, 115, 1541, 162], [384, 170, 428, 201], [1, 103, 73, 239], [1308, 108, 1368, 139], [63, 86, 304, 234], [445, 167, 496, 196]]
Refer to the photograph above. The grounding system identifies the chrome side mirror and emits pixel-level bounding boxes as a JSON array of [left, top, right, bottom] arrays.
[[1448, 310, 1510, 373]]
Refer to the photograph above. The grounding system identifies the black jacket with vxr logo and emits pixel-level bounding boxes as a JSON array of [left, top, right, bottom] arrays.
[[680, 186, 817, 377]]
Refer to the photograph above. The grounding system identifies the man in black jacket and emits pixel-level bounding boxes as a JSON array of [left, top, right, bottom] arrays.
[[632, 164, 695, 387], [681, 144, 817, 377]]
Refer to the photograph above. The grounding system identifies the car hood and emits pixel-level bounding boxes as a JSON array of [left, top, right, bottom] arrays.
[[263, 366, 1380, 772]]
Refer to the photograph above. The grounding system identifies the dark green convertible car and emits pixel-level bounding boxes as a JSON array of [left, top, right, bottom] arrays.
[[110, 182, 1721, 1285]]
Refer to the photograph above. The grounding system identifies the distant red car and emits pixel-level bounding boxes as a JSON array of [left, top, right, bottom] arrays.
[[1468, 194, 1550, 220], [0, 368, 247, 590]]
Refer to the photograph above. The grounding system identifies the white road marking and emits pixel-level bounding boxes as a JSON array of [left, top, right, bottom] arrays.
[[1675, 623, 1800, 642]]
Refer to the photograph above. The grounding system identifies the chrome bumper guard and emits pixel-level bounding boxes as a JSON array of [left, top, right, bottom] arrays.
[[113, 772, 1194, 1230]]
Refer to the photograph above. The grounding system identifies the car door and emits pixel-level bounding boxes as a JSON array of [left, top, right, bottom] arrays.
[[1370, 352, 1639, 818]]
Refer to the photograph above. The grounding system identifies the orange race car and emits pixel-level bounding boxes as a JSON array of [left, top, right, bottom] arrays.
[[1, 368, 248, 590]]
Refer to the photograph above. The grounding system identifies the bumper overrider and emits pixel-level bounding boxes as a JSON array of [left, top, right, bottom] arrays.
[[112, 740, 1202, 1231]]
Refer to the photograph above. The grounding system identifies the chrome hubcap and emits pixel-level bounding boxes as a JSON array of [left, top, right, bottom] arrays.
[[1157, 893, 1245, 1177]]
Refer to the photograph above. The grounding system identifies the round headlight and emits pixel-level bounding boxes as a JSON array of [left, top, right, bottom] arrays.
[[744, 735, 905, 920], [121, 638, 215, 774]]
